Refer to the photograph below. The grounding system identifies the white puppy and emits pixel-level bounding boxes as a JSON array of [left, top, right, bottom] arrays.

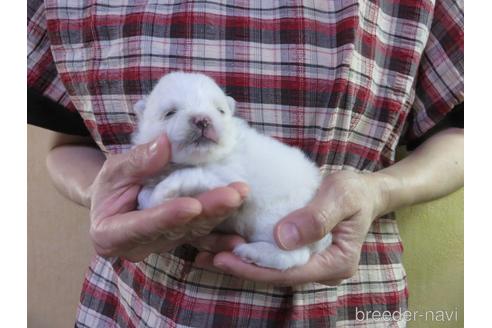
[[132, 72, 331, 270]]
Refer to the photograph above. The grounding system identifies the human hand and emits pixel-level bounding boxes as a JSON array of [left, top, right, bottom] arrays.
[[89, 134, 249, 262], [194, 171, 388, 286]]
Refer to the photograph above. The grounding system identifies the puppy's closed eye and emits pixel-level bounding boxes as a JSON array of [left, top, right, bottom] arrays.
[[217, 107, 225, 115], [162, 108, 177, 119]]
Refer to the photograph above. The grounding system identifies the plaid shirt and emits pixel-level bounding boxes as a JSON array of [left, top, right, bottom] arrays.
[[28, 0, 463, 327]]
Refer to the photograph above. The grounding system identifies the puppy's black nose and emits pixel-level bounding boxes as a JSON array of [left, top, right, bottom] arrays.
[[191, 116, 211, 129]]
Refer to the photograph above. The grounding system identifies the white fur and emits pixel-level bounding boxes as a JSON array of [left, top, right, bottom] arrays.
[[132, 72, 332, 270]]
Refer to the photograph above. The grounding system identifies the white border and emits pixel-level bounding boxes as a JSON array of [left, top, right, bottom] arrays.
[[0, 1, 27, 325], [465, 2, 490, 327], [12, 1, 477, 327]]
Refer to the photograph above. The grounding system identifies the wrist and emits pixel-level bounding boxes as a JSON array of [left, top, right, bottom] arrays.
[[364, 171, 404, 217]]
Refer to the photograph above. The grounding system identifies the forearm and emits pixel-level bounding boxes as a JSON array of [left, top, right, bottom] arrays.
[[372, 128, 464, 215], [46, 134, 106, 208]]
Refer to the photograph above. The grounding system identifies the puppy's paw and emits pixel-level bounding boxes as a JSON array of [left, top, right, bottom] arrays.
[[309, 232, 333, 253], [138, 184, 179, 209], [137, 187, 154, 209], [144, 185, 180, 208], [233, 242, 311, 271]]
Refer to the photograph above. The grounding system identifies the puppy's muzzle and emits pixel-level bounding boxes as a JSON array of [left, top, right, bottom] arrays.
[[191, 115, 211, 129], [189, 115, 219, 143]]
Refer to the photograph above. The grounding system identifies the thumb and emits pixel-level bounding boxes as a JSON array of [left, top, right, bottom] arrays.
[[106, 134, 171, 184], [274, 190, 359, 250]]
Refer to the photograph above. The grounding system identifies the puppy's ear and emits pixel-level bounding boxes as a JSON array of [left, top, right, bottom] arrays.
[[226, 96, 236, 114], [134, 97, 147, 118]]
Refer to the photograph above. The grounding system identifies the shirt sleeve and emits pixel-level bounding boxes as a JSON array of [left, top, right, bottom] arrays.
[[27, 0, 89, 136], [404, 0, 464, 142]]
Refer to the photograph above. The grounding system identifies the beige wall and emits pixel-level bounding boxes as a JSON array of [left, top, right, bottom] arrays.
[[398, 189, 464, 327], [27, 125, 463, 327], [27, 126, 93, 328]]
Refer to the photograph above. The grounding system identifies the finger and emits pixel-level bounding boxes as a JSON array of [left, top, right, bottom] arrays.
[[99, 185, 247, 257], [274, 187, 359, 250], [127, 232, 249, 265], [91, 197, 201, 256], [120, 248, 152, 263], [193, 252, 224, 273], [120, 182, 248, 261], [112, 187, 248, 257], [318, 279, 343, 286], [185, 186, 245, 238], [227, 182, 250, 200], [103, 134, 171, 185], [211, 244, 353, 286], [191, 233, 246, 253], [196, 186, 244, 218], [210, 252, 316, 286], [121, 237, 184, 262]]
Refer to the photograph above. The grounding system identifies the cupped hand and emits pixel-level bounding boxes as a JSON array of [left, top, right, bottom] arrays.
[[89, 134, 249, 262], [194, 170, 389, 286]]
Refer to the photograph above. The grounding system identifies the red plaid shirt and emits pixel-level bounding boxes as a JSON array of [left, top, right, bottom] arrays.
[[28, 0, 463, 327]]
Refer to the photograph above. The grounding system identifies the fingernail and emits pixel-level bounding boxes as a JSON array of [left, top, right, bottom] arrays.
[[150, 134, 166, 152], [148, 138, 160, 156], [214, 261, 226, 270], [224, 192, 242, 208], [278, 223, 301, 249], [237, 184, 250, 200], [181, 200, 202, 216], [149, 134, 170, 162]]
